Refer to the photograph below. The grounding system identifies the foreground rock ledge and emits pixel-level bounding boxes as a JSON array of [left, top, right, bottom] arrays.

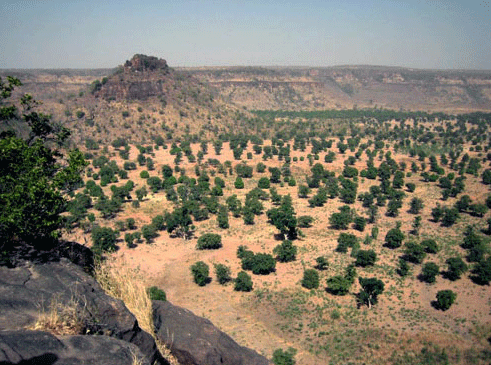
[[0, 256, 270, 365], [0, 330, 150, 365], [153, 300, 270, 365]]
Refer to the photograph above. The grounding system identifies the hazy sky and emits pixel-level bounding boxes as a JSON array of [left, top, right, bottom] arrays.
[[1, 0, 490, 69]]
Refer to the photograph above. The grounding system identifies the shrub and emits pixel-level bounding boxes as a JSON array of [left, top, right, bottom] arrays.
[[190, 261, 210, 286], [336, 233, 357, 253], [91, 226, 118, 258], [301, 269, 320, 289], [196, 233, 222, 250], [403, 241, 426, 264], [258, 177, 270, 189], [421, 262, 439, 283], [315, 256, 329, 270], [140, 170, 150, 179], [273, 240, 297, 262], [355, 249, 377, 267], [421, 239, 439, 254], [444, 257, 468, 281], [434, 290, 456, 311], [146, 286, 166, 301], [234, 271, 253, 292], [272, 347, 297, 365], [297, 215, 314, 228], [214, 263, 232, 285], [234, 177, 244, 189], [384, 226, 405, 249]]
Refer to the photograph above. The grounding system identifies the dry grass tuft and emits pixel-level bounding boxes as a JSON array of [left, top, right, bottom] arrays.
[[31, 294, 87, 335], [94, 257, 180, 365]]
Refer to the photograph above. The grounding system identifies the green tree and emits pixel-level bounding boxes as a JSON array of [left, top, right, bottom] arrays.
[[434, 290, 456, 311], [384, 224, 405, 249], [301, 269, 319, 289], [273, 240, 297, 262], [234, 176, 244, 189], [234, 271, 253, 291], [190, 261, 210, 286], [266, 195, 297, 239], [358, 277, 384, 308], [444, 257, 468, 281], [196, 233, 222, 249], [355, 250, 377, 267], [91, 226, 118, 258], [1, 77, 86, 255], [409, 197, 424, 214], [217, 205, 229, 229], [214, 263, 232, 285], [421, 262, 440, 283], [146, 286, 166, 301], [403, 241, 426, 264], [315, 256, 329, 270], [272, 347, 297, 365]]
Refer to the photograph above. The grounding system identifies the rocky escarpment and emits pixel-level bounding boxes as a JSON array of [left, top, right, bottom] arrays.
[[0, 254, 270, 365]]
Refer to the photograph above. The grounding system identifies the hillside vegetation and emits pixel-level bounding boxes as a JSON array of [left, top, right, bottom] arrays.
[[2, 55, 491, 365]]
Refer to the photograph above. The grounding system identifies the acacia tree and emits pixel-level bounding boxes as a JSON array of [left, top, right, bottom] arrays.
[[358, 277, 384, 308], [0, 76, 86, 257]]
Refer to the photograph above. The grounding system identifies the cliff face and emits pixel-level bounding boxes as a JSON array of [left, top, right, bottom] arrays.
[[185, 66, 491, 113], [94, 54, 171, 100]]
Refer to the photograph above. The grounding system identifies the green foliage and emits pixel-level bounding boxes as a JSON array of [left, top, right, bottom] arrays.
[[354, 249, 377, 267], [403, 241, 427, 264], [336, 233, 358, 253], [315, 256, 329, 270], [444, 257, 468, 281], [397, 258, 411, 277], [214, 263, 232, 285], [234, 176, 244, 189], [217, 205, 229, 229], [421, 262, 440, 283], [301, 269, 320, 289], [0, 85, 86, 251], [358, 277, 385, 308], [196, 233, 222, 250], [434, 290, 456, 311], [258, 177, 271, 189], [329, 205, 353, 230], [266, 195, 297, 239], [297, 215, 314, 228], [241, 252, 276, 275], [190, 261, 210, 286], [326, 275, 351, 296], [421, 239, 439, 254], [384, 225, 405, 249], [234, 271, 253, 292], [146, 286, 166, 301], [272, 347, 297, 365], [91, 226, 118, 258], [273, 240, 297, 262]]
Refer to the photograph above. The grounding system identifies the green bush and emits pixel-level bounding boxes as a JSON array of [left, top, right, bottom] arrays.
[[146, 286, 166, 301], [214, 263, 232, 285], [421, 262, 440, 283], [196, 233, 222, 250], [354, 249, 377, 267], [434, 290, 456, 311], [234, 271, 253, 291], [273, 240, 297, 262], [301, 269, 319, 289], [190, 261, 210, 286], [272, 347, 297, 365]]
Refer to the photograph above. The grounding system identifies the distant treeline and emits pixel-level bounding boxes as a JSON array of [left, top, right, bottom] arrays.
[[252, 109, 491, 123]]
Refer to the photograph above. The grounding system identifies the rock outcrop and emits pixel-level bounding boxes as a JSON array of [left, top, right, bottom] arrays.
[[0, 254, 271, 365], [0, 259, 163, 364], [0, 330, 150, 365], [153, 301, 270, 365]]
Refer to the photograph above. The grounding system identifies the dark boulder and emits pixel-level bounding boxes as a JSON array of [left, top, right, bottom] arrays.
[[153, 300, 270, 365], [0, 259, 164, 364], [0, 330, 150, 365]]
